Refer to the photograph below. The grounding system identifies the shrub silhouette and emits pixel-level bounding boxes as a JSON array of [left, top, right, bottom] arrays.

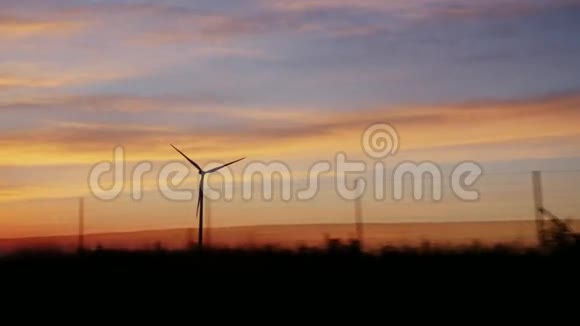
[[544, 218, 578, 250]]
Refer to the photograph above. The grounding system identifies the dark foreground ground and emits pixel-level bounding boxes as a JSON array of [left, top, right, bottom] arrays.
[[2, 241, 578, 279], [1, 242, 578, 310]]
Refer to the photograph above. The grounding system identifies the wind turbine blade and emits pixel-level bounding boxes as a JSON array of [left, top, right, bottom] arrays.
[[207, 157, 245, 173], [170, 144, 203, 173]]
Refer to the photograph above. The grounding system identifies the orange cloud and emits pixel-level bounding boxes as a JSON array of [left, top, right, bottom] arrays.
[[0, 15, 82, 39], [0, 91, 579, 167], [0, 76, 66, 89], [0, 63, 137, 91]]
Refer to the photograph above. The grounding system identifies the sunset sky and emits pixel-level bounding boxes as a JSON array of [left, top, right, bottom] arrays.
[[1, 0, 580, 238]]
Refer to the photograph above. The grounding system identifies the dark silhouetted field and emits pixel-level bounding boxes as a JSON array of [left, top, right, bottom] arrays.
[[1, 220, 577, 290], [4, 220, 579, 253]]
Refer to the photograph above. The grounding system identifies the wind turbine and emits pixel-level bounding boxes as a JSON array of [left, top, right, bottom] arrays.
[[171, 144, 244, 249]]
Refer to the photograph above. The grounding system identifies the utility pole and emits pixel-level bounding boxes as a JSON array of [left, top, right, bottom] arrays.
[[205, 199, 212, 247], [187, 228, 194, 249], [532, 171, 544, 245], [355, 194, 363, 245], [353, 180, 364, 248], [78, 197, 85, 252]]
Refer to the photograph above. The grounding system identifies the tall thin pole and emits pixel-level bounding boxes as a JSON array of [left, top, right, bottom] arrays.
[[206, 198, 212, 247], [198, 175, 204, 249], [354, 180, 364, 248], [532, 171, 544, 245], [187, 228, 194, 248], [78, 197, 85, 252], [355, 195, 363, 244]]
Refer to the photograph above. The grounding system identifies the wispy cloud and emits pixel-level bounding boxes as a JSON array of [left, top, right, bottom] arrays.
[[0, 93, 225, 112], [3, 0, 578, 45], [266, 0, 580, 16], [0, 63, 138, 92], [0, 91, 579, 166], [0, 15, 82, 39]]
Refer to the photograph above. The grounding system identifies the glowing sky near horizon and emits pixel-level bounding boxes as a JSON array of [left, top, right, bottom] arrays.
[[1, 0, 580, 237]]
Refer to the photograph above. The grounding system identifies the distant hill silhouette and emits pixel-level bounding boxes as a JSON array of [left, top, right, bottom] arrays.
[[2, 220, 577, 253]]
